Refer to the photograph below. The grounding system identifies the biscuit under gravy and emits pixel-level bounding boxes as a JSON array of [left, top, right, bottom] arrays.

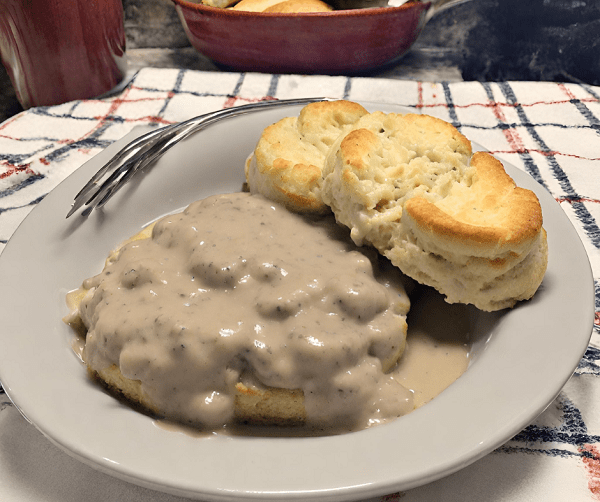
[[66, 192, 413, 430], [320, 111, 547, 311], [245, 100, 368, 213]]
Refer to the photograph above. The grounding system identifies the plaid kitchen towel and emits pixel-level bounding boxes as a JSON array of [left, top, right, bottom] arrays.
[[0, 67, 599, 501]]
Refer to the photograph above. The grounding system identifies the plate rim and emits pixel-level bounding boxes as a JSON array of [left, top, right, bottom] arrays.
[[0, 101, 594, 501]]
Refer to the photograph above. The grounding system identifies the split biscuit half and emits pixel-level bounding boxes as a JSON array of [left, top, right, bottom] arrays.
[[245, 99, 368, 213], [87, 364, 307, 427], [320, 111, 548, 311]]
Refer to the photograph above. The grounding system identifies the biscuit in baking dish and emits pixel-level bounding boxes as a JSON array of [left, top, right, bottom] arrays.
[[231, 0, 332, 11], [230, 0, 286, 10], [320, 111, 548, 311], [245, 99, 368, 213], [202, 0, 238, 8], [263, 0, 333, 12]]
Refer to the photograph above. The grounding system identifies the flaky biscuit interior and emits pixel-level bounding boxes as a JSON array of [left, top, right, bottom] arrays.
[[320, 111, 548, 311]]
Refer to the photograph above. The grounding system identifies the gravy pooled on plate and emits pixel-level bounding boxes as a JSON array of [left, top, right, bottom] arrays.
[[67, 192, 421, 431]]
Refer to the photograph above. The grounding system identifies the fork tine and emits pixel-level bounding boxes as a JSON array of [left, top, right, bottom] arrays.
[[66, 124, 183, 217], [73, 132, 180, 214], [83, 160, 139, 212], [91, 130, 183, 210], [72, 126, 164, 198], [66, 125, 185, 218], [90, 168, 136, 210]]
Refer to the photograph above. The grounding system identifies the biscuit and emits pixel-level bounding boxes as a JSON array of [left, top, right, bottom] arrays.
[[203, 0, 238, 8], [66, 223, 312, 427], [245, 100, 368, 213], [230, 0, 284, 11], [329, 0, 390, 8], [264, 0, 333, 12], [320, 112, 547, 311], [66, 194, 411, 428], [89, 364, 307, 426]]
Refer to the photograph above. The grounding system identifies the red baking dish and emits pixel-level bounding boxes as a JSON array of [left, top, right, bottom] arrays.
[[171, 0, 468, 74]]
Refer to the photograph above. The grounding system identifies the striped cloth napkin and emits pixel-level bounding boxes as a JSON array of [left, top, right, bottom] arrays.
[[0, 68, 599, 502]]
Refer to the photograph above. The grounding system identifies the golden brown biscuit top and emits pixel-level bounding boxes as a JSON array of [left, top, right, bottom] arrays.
[[406, 151, 543, 254], [324, 111, 543, 259]]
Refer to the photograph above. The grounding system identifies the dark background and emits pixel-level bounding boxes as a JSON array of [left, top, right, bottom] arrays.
[[424, 0, 600, 84]]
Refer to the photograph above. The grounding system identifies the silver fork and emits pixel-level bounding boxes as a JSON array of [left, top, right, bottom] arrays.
[[66, 96, 329, 218]]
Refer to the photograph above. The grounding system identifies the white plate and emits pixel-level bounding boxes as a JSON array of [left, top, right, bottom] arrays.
[[0, 102, 594, 501]]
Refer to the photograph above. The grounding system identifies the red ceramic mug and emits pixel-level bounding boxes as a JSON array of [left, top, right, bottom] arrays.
[[0, 0, 127, 109]]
